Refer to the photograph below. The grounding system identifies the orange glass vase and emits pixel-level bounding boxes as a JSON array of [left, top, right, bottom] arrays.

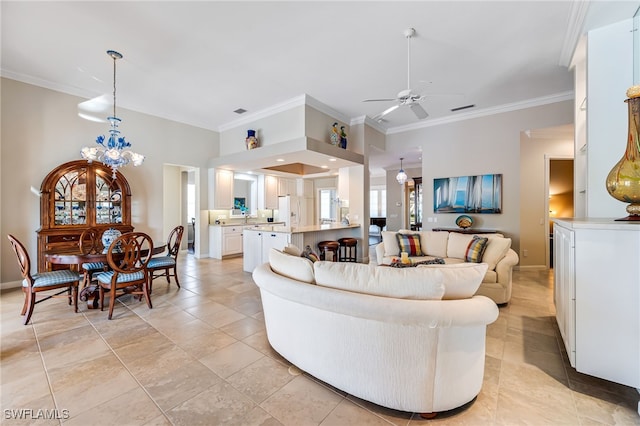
[[606, 86, 640, 221]]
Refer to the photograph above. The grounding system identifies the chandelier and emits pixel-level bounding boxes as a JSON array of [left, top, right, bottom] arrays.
[[81, 50, 144, 178], [396, 158, 408, 185]]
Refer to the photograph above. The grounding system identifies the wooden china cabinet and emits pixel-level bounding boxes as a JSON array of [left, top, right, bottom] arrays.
[[37, 160, 133, 271]]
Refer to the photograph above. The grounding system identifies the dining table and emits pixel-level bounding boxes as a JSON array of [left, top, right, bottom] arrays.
[[44, 244, 166, 309]]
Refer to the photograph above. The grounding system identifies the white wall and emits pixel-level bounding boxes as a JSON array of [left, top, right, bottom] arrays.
[[1, 78, 218, 283], [587, 18, 635, 217], [385, 100, 574, 254]]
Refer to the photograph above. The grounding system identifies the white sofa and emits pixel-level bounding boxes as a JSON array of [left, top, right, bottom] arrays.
[[252, 248, 499, 416], [375, 230, 519, 304]]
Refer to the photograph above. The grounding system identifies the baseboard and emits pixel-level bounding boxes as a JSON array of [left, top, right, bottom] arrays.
[[516, 265, 549, 271], [1, 280, 22, 291]]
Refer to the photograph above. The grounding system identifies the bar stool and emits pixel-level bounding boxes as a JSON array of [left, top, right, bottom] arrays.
[[317, 241, 339, 262], [338, 237, 358, 262]]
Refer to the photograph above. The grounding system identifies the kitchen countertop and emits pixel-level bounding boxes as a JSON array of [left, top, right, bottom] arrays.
[[243, 223, 360, 234]]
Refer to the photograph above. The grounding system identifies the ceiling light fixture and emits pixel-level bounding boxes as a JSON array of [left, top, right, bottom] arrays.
[[81, 50, 144, 178], [396, 158, 408, 185]]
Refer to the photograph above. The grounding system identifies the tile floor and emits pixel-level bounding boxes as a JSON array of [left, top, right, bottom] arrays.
[[1, 254, 639, 425]]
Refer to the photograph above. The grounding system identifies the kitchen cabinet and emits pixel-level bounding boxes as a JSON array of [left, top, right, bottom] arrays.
[[243, 228, 289, 272], [278, 178, 297, 196], [553, 219, 640, 396], [213, 168, 234, 209], [209, 225, 243, 259], [264, 175, 279, 209]]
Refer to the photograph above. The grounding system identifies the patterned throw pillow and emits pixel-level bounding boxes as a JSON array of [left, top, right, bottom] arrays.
[[301, 245, 319, 263], [396, 233, 423, 256], [465, 236, 489, 263]]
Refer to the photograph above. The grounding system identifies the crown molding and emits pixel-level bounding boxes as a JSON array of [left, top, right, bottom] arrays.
[[385, 91, 575, 135], [558, 0, 590, 68]]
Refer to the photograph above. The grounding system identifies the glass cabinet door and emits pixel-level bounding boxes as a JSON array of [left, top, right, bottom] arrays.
[[95, 173, 123, 224], [54, 168, 87, 225]]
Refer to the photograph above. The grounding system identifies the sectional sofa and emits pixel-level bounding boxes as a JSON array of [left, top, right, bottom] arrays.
[[375, 230, 519, 304], [251, 248, 499, 416]]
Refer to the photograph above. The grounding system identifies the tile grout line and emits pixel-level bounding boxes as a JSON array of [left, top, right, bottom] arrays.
[[81, 307, 175, 425], [31, 321, 64, 426]]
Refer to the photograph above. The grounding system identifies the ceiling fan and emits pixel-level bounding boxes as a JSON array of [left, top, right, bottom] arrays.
[[364, 27, 429, 122]]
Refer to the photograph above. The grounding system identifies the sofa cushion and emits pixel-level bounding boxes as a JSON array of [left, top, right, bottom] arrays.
[[465, 236, 489, 263], [313, 261, 445, 300], [269, 248, 315, 284], [417, 262, 488, 299], [446, 233, 475, 259], [418, 231, 449, 258], [396, 233, 423, 256]]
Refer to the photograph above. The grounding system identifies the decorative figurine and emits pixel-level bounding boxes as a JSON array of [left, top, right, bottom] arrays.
[[246, 129, 258, 150], [340, 126, 348, 149], [330, 122, 340, 145]]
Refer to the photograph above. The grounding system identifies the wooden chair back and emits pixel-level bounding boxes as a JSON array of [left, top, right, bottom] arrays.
[[166, 226, 184, 259]]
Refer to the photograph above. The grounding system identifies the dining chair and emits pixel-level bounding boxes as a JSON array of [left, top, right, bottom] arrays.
[[7, 234, 79, 325], [96, 232, 153, 320], [147, 225, 184, 293], [79, 227, 108, 288]]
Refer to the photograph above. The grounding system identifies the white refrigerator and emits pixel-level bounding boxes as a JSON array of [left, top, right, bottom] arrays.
[[277, 195, 299, 228]]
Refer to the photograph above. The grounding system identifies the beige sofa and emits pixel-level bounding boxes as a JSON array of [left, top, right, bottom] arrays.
[[251, 248, 499, 416], [375, 230, 519, 304]]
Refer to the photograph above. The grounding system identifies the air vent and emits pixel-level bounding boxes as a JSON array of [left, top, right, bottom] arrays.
[[451, 104, 475, 112], [233, 108, 247, 114]]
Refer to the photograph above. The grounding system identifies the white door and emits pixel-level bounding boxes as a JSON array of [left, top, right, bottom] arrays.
[[243, 230, 262, 272]]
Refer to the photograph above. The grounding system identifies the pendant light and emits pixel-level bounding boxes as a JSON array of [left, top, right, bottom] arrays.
[[396, 158, 408, 185]]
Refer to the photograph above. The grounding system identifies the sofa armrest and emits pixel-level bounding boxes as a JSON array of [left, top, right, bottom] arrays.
[[375, 242, 385, 265], [496, 248, 518, 285]]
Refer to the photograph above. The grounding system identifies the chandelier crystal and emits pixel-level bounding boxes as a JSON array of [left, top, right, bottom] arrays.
[[396, 158, 408, 185], [81, 50, 144, 178]]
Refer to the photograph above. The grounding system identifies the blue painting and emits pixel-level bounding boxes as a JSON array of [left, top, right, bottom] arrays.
[[433, 174, 502, 213]]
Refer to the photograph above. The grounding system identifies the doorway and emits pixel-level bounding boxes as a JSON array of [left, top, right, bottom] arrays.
[[547, 157, 574, 267]]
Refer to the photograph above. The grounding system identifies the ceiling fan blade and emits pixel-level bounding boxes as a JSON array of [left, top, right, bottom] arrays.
[[410, 103, 429, 120], [363, 98, 396, 103], [373, 104, 400, 121]]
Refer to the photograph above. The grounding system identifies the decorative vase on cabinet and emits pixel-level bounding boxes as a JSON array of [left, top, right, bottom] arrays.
[[606, 85, 640, 220], [246, 129, 258, 150]]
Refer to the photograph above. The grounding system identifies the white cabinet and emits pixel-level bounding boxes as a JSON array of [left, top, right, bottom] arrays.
[[278, 178, 297, 196], [243, 229, 289, 272], [553, 219, 640, 393], [262, 231, 288, 256], [264, 175, 279, 210], [553, 224, 575, 366], [209, 225, 243, 259], [213, 169, 234, 209], [223, 226, 243, 256]]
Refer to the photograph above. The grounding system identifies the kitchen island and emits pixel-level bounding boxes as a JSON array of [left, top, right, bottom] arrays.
[[243, 223, 361, 272]]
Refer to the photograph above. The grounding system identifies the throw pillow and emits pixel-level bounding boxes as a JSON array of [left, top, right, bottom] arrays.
[[301, 245, 319, 263], [283, 244, 302, 257], [396, 233, 423, 256], [465, 236, 489, 263]]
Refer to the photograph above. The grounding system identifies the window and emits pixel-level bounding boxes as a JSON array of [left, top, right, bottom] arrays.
[[187, 183, 196, 221], [370, 187, 386, 217], [319, 188, 337, 222]]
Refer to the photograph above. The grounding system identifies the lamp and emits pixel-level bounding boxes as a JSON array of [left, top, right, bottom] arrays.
[[396, 158, 408, 185], [81, 50, 144, 178]]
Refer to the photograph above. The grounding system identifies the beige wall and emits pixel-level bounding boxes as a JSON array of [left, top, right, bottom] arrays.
[[385, 100, 574, 255], [1, 78, 218, 284]]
